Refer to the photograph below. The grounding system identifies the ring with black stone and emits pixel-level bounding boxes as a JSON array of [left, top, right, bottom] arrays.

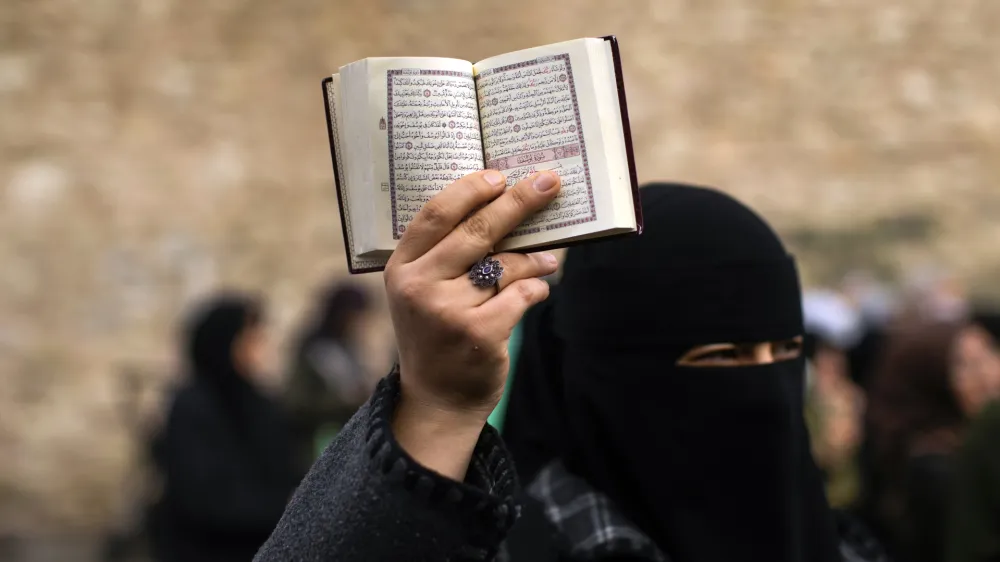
[[469, 257, 504, 289]]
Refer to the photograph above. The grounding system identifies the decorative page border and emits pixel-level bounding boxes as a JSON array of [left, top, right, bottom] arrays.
[[386, 69, 474, 240], [478, 53, 597, 236]]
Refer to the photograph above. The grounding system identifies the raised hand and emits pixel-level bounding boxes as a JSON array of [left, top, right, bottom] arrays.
[[384, 169, 561, 479]]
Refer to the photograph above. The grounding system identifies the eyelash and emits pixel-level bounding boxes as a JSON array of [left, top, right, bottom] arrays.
[[691, 340, 803, 362], [699, 349, 740, 361], [777, 341, 802, 355]]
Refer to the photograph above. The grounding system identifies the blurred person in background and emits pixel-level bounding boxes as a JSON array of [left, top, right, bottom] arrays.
[[837, 273, 905, 539], [947, 325, 1000, 562], [148, 293, 302, 562], [840, 271, 894, 392], [802, 290, 866, 510], [950, 324, 1000, 416], [866, 322, 1000, 562], [284, 283, 375, 472], [804, 333, 865, 510]]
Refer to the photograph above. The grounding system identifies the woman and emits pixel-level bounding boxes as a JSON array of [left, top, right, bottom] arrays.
[[255, 171, 845, 561], [149, 294, 301, 562], [284, 283, 374, 470], [948, 328, 1000, 562], [867, 322, 1000, 562], [502, 183, 849, 561]]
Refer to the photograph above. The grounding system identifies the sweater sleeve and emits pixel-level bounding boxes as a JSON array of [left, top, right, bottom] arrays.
[[254, 369, 520, 562]]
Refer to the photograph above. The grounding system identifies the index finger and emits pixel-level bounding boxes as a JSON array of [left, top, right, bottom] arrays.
[[423, 171, 561, 276], [390, 170, 507, 265]]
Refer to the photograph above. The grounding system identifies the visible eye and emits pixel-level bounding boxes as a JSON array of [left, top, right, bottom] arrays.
[[677, 345, 742, 366], [774, 337, 804, 361]]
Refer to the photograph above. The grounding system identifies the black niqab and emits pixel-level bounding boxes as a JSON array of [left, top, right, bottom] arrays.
[[505, 184, 840, 561], [187, 296, 257, 399]]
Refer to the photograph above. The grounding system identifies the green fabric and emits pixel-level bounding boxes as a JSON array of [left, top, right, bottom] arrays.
[[947, 400, 1000, 562], [315, 423, 341, 457], [487, 322, 523, 431]]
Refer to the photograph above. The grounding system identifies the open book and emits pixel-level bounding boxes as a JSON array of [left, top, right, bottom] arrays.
[[322, 36, 642, 273]]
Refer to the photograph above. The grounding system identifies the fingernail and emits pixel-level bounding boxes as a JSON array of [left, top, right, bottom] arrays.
[[542, 253, 558, 266], [532, 172, 558, 192], [484, 170, 505, 187]]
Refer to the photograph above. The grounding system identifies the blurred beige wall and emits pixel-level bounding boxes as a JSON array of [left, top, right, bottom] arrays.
[[2, 0, 1000, 533]]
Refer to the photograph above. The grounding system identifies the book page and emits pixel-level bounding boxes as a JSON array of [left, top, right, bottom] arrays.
[[474, 39, 631, 249], [361, 58, 484, 245]]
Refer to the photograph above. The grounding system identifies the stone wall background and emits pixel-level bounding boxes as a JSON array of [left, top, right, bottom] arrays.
[[2, 0, 999, 535]]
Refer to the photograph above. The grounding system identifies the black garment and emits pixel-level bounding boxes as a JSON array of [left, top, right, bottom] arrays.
[[255, 370, 518, 562], [148, 296, 302, 562], [502, 297, 569, 484], [506, 184, 842, 562], [949, 400, 1000, 562], [897, 453, 954, 562]]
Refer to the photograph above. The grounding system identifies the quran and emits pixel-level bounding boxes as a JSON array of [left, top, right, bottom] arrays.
[[323, 36, 642, 273]]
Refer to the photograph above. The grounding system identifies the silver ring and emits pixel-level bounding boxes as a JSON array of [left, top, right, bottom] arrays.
[[469, 257, 503, 289]]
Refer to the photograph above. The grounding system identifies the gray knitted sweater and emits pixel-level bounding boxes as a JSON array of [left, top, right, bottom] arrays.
[[254, 371, 519, 562]]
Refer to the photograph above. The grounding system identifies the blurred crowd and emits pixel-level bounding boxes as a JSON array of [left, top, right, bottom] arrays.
[[88, 260, 1000, 562], [98, 282, 384, 562], [801, 268, 1000, 562]]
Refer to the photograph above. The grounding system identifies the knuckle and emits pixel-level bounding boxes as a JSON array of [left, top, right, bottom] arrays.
[[392, 274, 424, 304], [461, 213, 493, 245], [507, 184, 531, 210], [454, 174, 493, 204], [532, 252, 552, 270], [496, 254, 526, 281], [471, 176, 497, 198], [384, 256, 404, 281], [494, 254, 515, 275], [537, 280, 551, 300], [514, 279, 539, 303], [419, 200, 447, 227]]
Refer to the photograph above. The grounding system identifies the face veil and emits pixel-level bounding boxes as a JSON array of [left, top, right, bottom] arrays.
[[507, 183, 841, 562]]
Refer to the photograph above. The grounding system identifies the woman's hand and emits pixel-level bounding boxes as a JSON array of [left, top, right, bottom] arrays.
[[385, 169, 561, 479]]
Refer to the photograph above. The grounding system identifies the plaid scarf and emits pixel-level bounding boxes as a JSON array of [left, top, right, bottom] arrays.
[[499, 461, 886, 562], [525, 461, 668, 562]]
